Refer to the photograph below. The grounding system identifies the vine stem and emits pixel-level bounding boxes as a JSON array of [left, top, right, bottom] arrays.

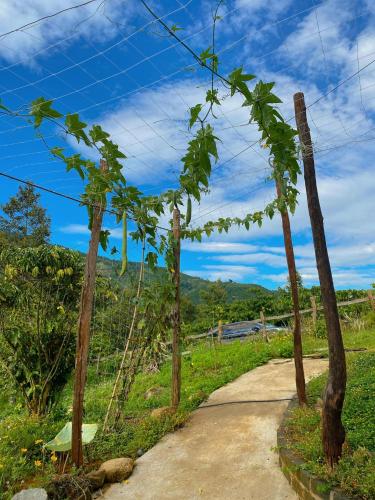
[[102, 237, 146, 432]]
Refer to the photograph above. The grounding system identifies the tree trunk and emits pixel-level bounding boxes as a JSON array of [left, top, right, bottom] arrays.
[[171, 207, 181, 408], [294, 92, 346, 466], [276, 179, 306, 405], [71, 160, 107, 467]]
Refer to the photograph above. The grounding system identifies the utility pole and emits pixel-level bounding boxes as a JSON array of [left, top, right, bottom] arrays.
[[171, 207, 181, 408], [294, 92, 346, 466], [276, 179, 306, 405], [71, 159, 108, 467]]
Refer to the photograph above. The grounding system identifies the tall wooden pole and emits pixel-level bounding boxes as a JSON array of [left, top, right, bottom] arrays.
[[171, 207, 181, 408], [71, 159, 108, 467], [276, 180, 306, 405], [294, 92, 346, 466]]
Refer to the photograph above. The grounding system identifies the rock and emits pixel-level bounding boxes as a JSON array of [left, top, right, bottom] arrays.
[[86, 469, 106, 490], [150, 406, 175, 419], [12, 489, 47, 500], [144, 386, 163, 400], [99, 457, 134, 483], [136, 448, 144, 457]]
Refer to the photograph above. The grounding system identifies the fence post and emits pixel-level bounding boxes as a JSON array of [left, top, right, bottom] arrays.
[[310, 295, 317, 328], [368, 290, 375, 311], [171, 207, 181, 409], [294, 92, 346, 467], [218, 319, 223, 343], [260, 309, 269, 342], [71, 159, 108, 467]]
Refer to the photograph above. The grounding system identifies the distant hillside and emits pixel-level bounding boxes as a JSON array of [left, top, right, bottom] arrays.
[[96, 255, 271, 304]]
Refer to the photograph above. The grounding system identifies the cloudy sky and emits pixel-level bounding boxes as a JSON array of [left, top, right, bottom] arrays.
[[0, 0, 374, 289]]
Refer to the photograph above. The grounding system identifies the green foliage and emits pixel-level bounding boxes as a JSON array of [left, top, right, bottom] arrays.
[[119, 212, 128, 277], [284, 352, 375, 499], [0, 245, 82, 415], [0, 185, 51, 247]]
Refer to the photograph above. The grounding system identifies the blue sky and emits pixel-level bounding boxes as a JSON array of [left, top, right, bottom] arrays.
[[0, 0, 374, 289]]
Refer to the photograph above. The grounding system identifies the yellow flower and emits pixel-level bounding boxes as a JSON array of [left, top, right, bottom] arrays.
[[50, 454, 58, 463], [20, 448, 28, 454], [35, 439, 43, 445], [34, 460, 42, 467]]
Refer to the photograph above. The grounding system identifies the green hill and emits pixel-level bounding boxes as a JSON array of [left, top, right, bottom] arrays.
[[96, 255, 271, 304]]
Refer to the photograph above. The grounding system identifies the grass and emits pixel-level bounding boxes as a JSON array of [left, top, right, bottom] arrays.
[[0, 327, 374, 498], [284, 351, 375, 499]]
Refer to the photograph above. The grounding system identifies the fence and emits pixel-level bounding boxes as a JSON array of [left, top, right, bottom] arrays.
[[181, 292, 375, 343]]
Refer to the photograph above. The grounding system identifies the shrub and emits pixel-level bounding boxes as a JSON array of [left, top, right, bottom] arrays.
[[0, 245, 82, 415]]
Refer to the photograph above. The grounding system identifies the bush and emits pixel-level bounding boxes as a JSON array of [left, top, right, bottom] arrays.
[[0, 245, 82, 415]]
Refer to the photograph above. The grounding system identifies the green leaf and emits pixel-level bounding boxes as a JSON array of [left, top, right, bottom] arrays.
[[189, 104, 202, 128], [65, 113, 90, 146], [99, 230, 110, 251], [30, 97, 62, 128], [170, 24, 183, 32], [89, 124, 110, 143]]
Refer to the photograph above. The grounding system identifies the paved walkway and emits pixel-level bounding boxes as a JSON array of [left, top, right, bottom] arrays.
[[102, 358, 328, 500]]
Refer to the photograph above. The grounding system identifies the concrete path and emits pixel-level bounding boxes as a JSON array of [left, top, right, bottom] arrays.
[[102, 358, 328, 500]]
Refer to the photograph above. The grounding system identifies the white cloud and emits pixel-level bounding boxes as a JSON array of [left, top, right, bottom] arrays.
[[185, 264, 257, 282], [60, 223, 123, 239], [0, 0, 135, 63], [183, 241, 259, 253]]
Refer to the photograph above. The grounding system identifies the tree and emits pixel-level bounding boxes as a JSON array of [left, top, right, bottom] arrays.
[[0, 184, 50, 246], [0, 245, 82, 415], [286, 270, 303, 293], [200, 279, 227, 307]]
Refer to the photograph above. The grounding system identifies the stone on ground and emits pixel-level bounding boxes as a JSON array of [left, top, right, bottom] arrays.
[[12, 489, 47, 500], [99, 457, 134, 483]]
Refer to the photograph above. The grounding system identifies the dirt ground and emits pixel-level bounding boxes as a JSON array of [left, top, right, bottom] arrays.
[[102, 357, 328, 500]]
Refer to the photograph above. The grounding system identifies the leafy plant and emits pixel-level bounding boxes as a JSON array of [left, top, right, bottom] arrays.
[[0, 245, 82, 415]]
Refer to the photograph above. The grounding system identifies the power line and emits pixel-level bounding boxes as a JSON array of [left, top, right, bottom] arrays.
[[0, 0, 102, 39], [0, 171, 169, 232]]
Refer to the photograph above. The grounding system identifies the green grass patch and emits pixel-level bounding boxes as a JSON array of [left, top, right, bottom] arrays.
[[284, 351, 375, 499]]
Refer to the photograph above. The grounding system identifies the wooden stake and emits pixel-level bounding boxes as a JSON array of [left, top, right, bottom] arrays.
[[71, 159, 108, 467], [218, 319, 223, 344], [276, 179, 306, 405], [171, 207, 181, 408], [310, 295, 317, 328], [294, 92, 346, 466], [260, 309, 269, 343], [368, 290, 375, 311]]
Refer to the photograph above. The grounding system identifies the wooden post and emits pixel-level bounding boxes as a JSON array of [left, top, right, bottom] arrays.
[[310, 295, 317, 328], [71, 159, 108, 467], [294, 92, 346, 467], [218, 319, 223, 344], [276, 179, 306, 405], [368, 290, 375, 311], [171, 207, 181, 408], [260, 309, 269, 342]]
